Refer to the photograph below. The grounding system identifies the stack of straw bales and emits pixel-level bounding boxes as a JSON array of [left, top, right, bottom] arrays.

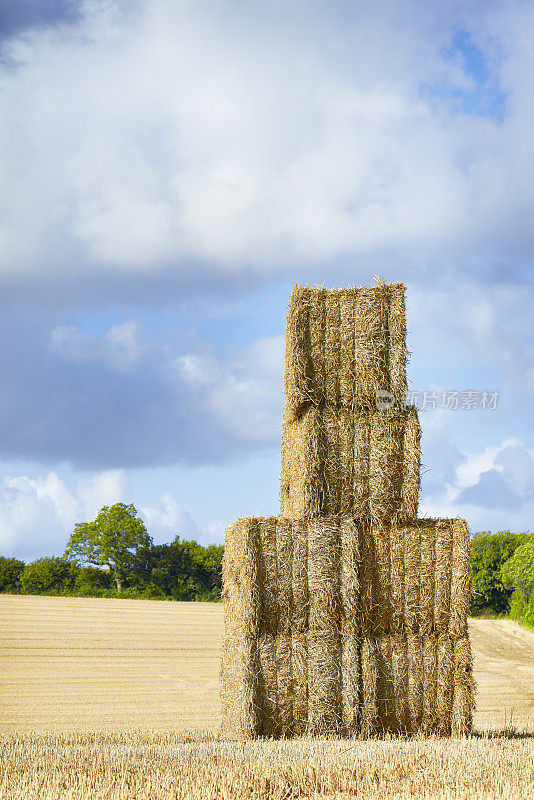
[[221, 282, 474, 738]]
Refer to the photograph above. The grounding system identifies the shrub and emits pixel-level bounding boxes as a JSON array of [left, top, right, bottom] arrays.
[[74, 566, 113, 597], [20, 557, 78, 595], [0, 556, 25, 593]]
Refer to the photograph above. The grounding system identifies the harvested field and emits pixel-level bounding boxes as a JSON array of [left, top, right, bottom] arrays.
[[0, 595, 533, 734], [1, 730, 533, 800]]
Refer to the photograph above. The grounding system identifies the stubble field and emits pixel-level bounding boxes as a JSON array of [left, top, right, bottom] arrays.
[[1, 594, 533, 799]]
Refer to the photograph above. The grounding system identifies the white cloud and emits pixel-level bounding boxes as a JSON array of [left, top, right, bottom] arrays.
[[0, 466, 208, 559], [140, 492, 201, 544], [1, 0, 534, 283]]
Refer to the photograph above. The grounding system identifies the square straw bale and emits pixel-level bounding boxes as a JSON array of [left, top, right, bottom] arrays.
[[354, 286, 390, 409], [422, 634, 438, 734], [391, 633, 409, 731], [435, 519, 453, 634], [353, 409, 371, 518], [451, 636, 475, 736], [258, 516, 279, 634], [324, 289, 341, 405], [275, 518, 293, 633], [308, 286, 327, 401], [257, 632, 281, 737], [360, 637, 379, 736], [308, 517, 340, 632], [280, 407, 324, 519], [275, 633, 294, 737], [376, 634, 396, 732], [291, 520, 309, 633], [407, 633, 423, 732], [371, 520, 392, 634], [436, 633, 454, 735], [449, 518, 471, 639], [389, 520, 405, 634], [369, 409, 404, 524], [387, 282, 408, 405], [220, 630, 259, 738], [283, 286, 313, 420], [399, 407, 421, 520], [341, 624, 360, 735], [323, 406, 341, 516], [340, 517, 361, 630], [222, 517, 261, 640], [339, 408, 356, 515], [307, 629, 342, 735], [307, 517, 342, 734], [291, 631, 308, 735], [339, 288, 357, 407], [403, 522, 421, 633], [420, 520, 436, 635]]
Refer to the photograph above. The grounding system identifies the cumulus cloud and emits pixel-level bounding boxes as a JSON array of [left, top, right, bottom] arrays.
[[1, 0, 534, 301], [0, 467, 206, 560], [0, 468, 129, 560]]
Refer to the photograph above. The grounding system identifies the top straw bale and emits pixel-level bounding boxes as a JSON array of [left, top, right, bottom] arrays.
[[284, 282, 407, 418]]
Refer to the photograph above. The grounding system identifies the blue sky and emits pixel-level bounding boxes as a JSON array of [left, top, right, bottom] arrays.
[[1, 0, 533, 560]]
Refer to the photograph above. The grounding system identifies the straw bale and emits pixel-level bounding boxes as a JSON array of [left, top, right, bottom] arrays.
[[258, 517, 279, 634], [222, 517, 261, 639], [291, 631, 308, 735], [324, 407, 341, 516], [340, 517, 361, 629], [353, 410, 371, 518], [452, 636, 475, 736], [370, 521, 392, 634], [339, 288, 356, 407], [339, 408, 355, 515], [354, 286, 389, 409], [391, 633, 409, 731], [422, 634, 438, 734], [324, 290, 341, 405], [257, 632, 281, 737], [403, 522, 421, 634], [369, 409, 404, 524], [387, 282, 408, 405], [308, 286, 326, 405], [400, 407, 421, 520], [275, 519, 293, 633], [341, 625, 360, 735], [389, 519, 405, 634], [436, 633, 454, 735], [307, 517, 340, 632], [283, 286, 312, 420], [291, 520, 309, 633], [275, 633, 294, 736], [420, 520, 436, 636], [435, 520, 453, 634], [307, 630, 342, 735], [220, 630, 259, 738], [376, 634, 395, 732], [407, 633, 423, 732], [449, 518, 471, 639], [280, 407, 323, 519], [358, 523, 377, 636], [360, 637, 379, 736]]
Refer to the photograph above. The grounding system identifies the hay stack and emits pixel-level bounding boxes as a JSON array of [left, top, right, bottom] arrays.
[[221, 280, 474, 738]]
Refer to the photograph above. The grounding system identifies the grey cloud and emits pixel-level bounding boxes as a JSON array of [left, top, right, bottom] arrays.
[[457, 468, 522, 510], [0, 1, 81, 40], [0, 312, 282, 470]]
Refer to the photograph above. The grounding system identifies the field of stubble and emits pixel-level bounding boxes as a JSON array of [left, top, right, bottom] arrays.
[[1, 595, 533, 799]]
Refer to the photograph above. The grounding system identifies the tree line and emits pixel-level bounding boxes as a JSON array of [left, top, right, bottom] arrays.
[[0, 505, 533, 623], [0, 503, 223, 601]]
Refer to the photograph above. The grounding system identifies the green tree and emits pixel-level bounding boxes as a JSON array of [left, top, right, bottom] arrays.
[[20, 557, 77, 595], [470, 531, 528, 614], [501, 537, 534, 602], [64, 503, 152, 592], [0, 556, 25, 593], [148, 537, 223, 600]]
